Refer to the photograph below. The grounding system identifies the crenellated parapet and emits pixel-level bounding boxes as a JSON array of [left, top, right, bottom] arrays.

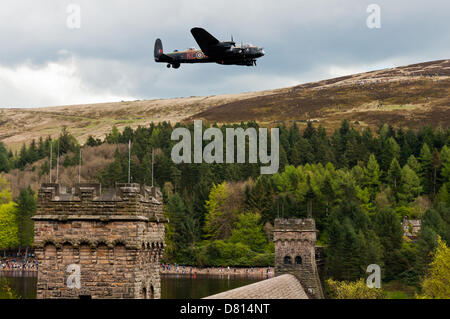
[[35, 183, 166, 221], [274, 218, 317, 232], [273, 218, 318, 244], [273, 218, 324, 299]]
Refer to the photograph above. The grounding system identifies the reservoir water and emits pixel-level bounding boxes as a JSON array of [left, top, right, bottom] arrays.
[[0, 272, 265, 299]]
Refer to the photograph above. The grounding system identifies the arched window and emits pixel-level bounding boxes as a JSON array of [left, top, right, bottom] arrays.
[[284, 256, 292, 264], [97, 244, 108, 264], [44, 243, 57, 270], [62, 243, 73, 264], [79, 244, 90, 263], [295, 256, 302, 265], [142, 287, 147, 299], [150, 285, 155, 299], [114, 243, 126, 259]]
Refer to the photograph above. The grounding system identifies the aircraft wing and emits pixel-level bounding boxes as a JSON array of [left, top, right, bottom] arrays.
[[191, 27, 221, 56]]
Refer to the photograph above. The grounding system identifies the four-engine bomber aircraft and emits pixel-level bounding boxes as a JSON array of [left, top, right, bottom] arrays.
[[154, 27, 265, 69]]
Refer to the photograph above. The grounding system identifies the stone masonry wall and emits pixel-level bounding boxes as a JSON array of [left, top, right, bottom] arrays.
[[32, 183, 166, 299], [273, 218, 324, 299]]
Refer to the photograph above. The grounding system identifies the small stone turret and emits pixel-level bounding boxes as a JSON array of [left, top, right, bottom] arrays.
[[32, 183, 167, 299], [273, 218, 324, 299]]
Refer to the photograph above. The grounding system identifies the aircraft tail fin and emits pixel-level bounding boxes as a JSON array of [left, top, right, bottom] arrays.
[[154, 39, 163, 60]]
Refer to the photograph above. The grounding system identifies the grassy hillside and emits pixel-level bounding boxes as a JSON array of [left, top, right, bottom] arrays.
[[3, 143, 125, 198], [192, 60, 450, 131], [0, 59, 449, 151], [0, 90, 277, 152]]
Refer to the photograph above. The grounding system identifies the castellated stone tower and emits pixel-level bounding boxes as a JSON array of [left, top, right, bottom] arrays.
[[32, 183, 167, 299], [273, 218, 324, 299]]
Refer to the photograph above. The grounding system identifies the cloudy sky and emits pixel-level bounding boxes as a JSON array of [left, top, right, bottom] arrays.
[[0, 0, 449, 108]]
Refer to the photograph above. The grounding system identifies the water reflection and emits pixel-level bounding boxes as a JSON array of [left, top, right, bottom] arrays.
[[0, 271, 37, 299], [0, 273, 263, 299], [161, 274, 264, 299]]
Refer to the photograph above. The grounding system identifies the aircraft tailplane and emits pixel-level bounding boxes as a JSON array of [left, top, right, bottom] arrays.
[[154, 39, 163, 60]]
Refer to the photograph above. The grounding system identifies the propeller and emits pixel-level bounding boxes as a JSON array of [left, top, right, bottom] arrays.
[[228, 35, 235, 46]]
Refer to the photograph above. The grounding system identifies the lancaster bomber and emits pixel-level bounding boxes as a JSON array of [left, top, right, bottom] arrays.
[[154, 27, 265, 69]]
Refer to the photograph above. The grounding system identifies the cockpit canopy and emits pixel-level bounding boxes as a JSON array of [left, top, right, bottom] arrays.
[[237, 43, 254, 49]]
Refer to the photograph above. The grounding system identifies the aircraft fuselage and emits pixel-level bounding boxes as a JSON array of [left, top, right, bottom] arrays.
[[154, 27, 265, 69], [160, 49, 213, 64]]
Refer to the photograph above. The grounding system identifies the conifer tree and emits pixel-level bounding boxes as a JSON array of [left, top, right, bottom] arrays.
[[436, 184, 450, 207], [431, 149, 442, 196], [373, 208, 403, 279], [419, 143, 433, 194], [364, 154, 381, 201], [15, 187, 36, 255], [440, 145, 450, 190], [398, 165, 422, 204], [407, 155, 421, 175], [387, 158, 402, 198]]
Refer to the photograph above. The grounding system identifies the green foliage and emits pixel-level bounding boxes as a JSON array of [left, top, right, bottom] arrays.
[[325, 201, 383, 281], [364, 154, 381, 201], [436, 184, 450, 207], [245, 176, 275, 224], [2, 120, 449, 277], [15, 187, 37, 250], [57, 126, 79, 154], [326, 279, 386, 299], [373, 208, 403, 280], [199, 240, 256, 267], [407, 155, 421, 175], [106, 125, 120, 144], [203, 182, 238, 240], [99, 148, 129, 186], [398, 165, 422, 204], [250, 251, 275, 266], [419, 143, 433, 195], [0, 278, 20, 299], [418, 237, 450, 299], [0, 202, 19, 250], [164, 193, 199, 264], [0, 142, 11, 173], [0, 174, 12, 204], [229, 213, 267, 253], [383, 280, 417, 299], [387, 158, 402, 198], [0, 177, 29, 251], [0, 127, 79, 173], [86, 135, 102, 147], [415, 206, 450, 280]]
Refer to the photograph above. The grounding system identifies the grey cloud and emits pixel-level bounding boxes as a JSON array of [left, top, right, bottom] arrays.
[[0, 0, 449, 107]]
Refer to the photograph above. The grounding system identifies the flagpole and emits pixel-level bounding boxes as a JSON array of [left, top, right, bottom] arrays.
[[128, 140, 131, 183], [49, 142, 52, 183], [56, 140, 60, 183], [78, 148, 82, 183], [152, 148, 154, 187]]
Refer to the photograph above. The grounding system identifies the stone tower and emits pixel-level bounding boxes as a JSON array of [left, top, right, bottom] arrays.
[[273, 218, 324, 299], [32, 183, 167, 299]]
